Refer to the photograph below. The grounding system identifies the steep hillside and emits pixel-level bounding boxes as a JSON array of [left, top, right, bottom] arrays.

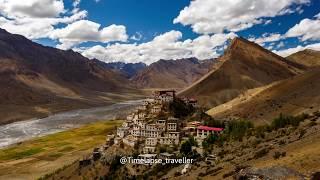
[[179, 37, 304, 107], [287, 49, 320, 68], [131, 58, 214, 89], [0, 29, 143, 124], [207, 68, 320, 124]]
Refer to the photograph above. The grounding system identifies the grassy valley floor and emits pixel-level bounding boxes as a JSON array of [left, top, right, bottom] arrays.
[[0, 120, 122, 180]]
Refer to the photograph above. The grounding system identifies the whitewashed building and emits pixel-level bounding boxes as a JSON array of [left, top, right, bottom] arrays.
[[158, 137, 179, 145], [196, 126, 223, 139], [159, 94, 174, 103], [151, 105, 162, 114], [156, 119, 166, 126], [143, 146, 156, 154], [167, 122, 177, 131], [117, 127, 130, 138], [145, 137, 157, 146]]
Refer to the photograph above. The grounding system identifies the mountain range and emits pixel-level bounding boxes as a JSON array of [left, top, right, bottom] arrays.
[[131, 58, 215, 89], [92, 57, 215, 89], [0, 28, 143, 124], [91, 60, 147, 78], [178, 37, 306, 108], [1, 27, 319, 126], [0, 28, 215, 124]]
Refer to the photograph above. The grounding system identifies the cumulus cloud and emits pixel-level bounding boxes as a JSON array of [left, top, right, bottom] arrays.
[[0, 0, 65, 18], [78, 30, 237, 64], [50, 20, 128, 49], [0, 10, 87, 39], [273, 42, 320, 57], [249, 33, 284, 45], [0, 0, 128, 49], [173, 0, 310, 34], [0, 0, 88, 39], [286, 17, 320, 41]]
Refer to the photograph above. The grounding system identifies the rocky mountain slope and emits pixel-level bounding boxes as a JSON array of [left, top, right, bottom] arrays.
[[207, 68, 320, 124], [206, 48, 320, 124], [131, 58, 215, 89], [287, 49, 320, 68], [0, 28, 143, 124], [179, 37, 305, 108]]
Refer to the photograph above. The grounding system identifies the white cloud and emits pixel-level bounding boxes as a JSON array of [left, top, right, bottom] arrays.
[[273, 42, 320, 57], [0, 17, 54, 39], [78, 30, 237, 64], [0, 0, 88, 39], [249, 33, 284, 45], [276, 41, 285, 49], [0, 10, 87, 39], [50, 20, 128, 49], [173, 0, 310, 34], [73, 0, 81, 8], [0, 0, 127, 49], [130, 32, 143, 41], [286, 18, 320, 41], [0, 0, 65, 18], [264, 20, 272, 25]]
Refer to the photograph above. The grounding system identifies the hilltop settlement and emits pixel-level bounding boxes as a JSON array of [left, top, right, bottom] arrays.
[[48, 88, 320, 180], [111, 90, 223, 155]]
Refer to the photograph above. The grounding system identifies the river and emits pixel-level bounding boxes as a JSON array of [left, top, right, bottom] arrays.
[[0, 100, 143, 148]]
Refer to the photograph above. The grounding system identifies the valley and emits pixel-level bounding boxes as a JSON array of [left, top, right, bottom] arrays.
[[0, 100, 143, 148], [0, 120, 123, 180], [0, 29, 320, 180], [0, 28, 146, 125]]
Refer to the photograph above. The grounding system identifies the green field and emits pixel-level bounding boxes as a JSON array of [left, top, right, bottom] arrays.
[[0, 120, 123, 180]]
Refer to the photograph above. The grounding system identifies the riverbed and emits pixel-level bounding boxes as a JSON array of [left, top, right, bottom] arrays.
[[0, 100, 143, 148]]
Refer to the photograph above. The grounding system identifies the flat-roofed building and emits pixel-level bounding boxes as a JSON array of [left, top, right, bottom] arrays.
[[151, 105, 162, 114], [156, 119, 166, 126], [158, 137, 179, 145], [145, 137, 157, 146], [196, 126, 223, 139], [167, 132, 180, 139], [167, 122, 177, 131], [117, 127, 130, 138], [143, 147, 156, 154]]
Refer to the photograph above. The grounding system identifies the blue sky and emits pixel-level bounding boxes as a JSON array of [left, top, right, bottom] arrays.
[[0, 0, 320, 64], [78, 0, 194, 39], [72, 0, 319, 43]]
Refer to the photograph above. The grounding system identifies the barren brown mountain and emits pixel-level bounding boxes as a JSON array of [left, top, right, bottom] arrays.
[[207, 68, 320, 125], [287, 49, 320, 68], [0, 29, 143, 124], [207, 49, 320, 124], [179, 37, 305, 108], [131, 58, 214, 89]]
